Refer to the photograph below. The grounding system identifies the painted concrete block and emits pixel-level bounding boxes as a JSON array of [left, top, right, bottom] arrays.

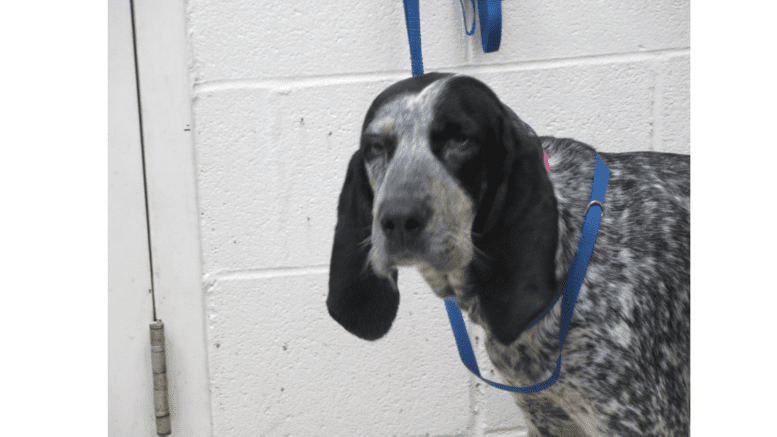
[[657, 54, 690, 154], [470, 60, 656, 153], [193, 80, 395, 274], [471, 0, 690, 69], [192, 87, 278, 274], [205, 269, 472, 436]]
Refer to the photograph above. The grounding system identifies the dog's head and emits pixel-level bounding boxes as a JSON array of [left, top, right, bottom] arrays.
[[327, 74, 558, 344]]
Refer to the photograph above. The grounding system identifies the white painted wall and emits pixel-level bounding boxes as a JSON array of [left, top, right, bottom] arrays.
[[184, 1, 689, 436]]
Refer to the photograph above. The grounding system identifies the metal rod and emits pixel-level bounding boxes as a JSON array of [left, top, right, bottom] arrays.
[[150, 320, 172, 436], [128, 0, 157, 322]]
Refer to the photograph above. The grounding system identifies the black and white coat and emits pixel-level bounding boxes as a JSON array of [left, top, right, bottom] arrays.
[[327, 73, 690, 437]]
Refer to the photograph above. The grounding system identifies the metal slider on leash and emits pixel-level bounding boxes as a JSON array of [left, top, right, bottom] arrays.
[[150, 320, 172, 436], [586, 200, 605, 218]]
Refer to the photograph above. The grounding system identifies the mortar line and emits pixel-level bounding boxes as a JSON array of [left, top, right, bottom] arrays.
[[192, 48, 690, 95], [484, 428, 530, 437], [194, 71, 410, 95], [456, 47, 690, 77], [204, 265, 330, 282]]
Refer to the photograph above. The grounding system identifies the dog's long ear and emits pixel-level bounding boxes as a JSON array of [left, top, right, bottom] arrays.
[[469, 107, 559, 345], [327, 150, 399, 341]]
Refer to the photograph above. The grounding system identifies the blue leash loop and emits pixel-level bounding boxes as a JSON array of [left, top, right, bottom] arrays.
[[457, 0, 502, 52], [403, 0, 501, 77], [445, 154, 610, 393], [459, 0, 477, 35], [477, 0, 502, 53]]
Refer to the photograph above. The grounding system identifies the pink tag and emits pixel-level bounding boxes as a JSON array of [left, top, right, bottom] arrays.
[[544, 151, 550, 172]]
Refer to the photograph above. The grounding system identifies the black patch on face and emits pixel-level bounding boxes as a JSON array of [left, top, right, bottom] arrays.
[[427, 76, 559, 345], [430, 76, 509, 210]]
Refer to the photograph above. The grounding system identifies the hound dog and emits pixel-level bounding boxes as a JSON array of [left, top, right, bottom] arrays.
[[326, 73, 690, 436]]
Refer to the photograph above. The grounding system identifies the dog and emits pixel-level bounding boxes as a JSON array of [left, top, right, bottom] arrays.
[[326, 73, 690, 436]]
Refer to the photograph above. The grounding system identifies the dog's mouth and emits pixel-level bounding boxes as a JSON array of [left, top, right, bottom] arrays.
[[393, 254, 423, 266], [371, 236, 472, 278], [374, 249, 426, 276]]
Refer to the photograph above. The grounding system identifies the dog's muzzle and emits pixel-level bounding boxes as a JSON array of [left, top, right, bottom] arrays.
[[377, 196, 431, 253]]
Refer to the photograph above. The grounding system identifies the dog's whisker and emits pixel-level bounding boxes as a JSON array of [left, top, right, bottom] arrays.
[[357, 235, 372, 249], [442, 230, 490, 268]]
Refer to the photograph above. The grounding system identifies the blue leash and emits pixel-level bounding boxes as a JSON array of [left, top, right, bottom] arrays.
[[445, 155, 609, 393], [402, 0, 607, 393], [403, 0, 502, 77], [458, 0, 502, 53], [402, 0, 425, 76]]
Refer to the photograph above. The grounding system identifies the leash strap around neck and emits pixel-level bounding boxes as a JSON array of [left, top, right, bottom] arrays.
[[445, 153, 610, 393]]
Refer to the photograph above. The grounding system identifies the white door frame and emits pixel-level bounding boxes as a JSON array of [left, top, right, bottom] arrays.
[[108, 0, 212, 435]]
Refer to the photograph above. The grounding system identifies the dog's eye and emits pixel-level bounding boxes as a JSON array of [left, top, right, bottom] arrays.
[[452, 134, 468, 145], [446, 134, 476, 155], [363, 137, 386, 157]]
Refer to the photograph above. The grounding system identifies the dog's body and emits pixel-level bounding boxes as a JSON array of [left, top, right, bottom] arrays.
[[327, 73, 690, 436]]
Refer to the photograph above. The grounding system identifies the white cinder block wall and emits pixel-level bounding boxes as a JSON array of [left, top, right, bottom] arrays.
[[186, 1, 689, 435]]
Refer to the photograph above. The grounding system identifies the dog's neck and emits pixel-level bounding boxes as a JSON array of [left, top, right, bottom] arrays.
[[419, 139, 594, 342], [543, 138, 601, 288]]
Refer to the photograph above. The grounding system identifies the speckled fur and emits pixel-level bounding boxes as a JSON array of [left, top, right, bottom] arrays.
[[472, 137, 690, 436], [327, 74, 690, 436], [444, 119, 689, 436]]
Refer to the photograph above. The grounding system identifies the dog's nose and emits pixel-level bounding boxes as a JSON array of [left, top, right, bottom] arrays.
[[378, 198, 431, 247]]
